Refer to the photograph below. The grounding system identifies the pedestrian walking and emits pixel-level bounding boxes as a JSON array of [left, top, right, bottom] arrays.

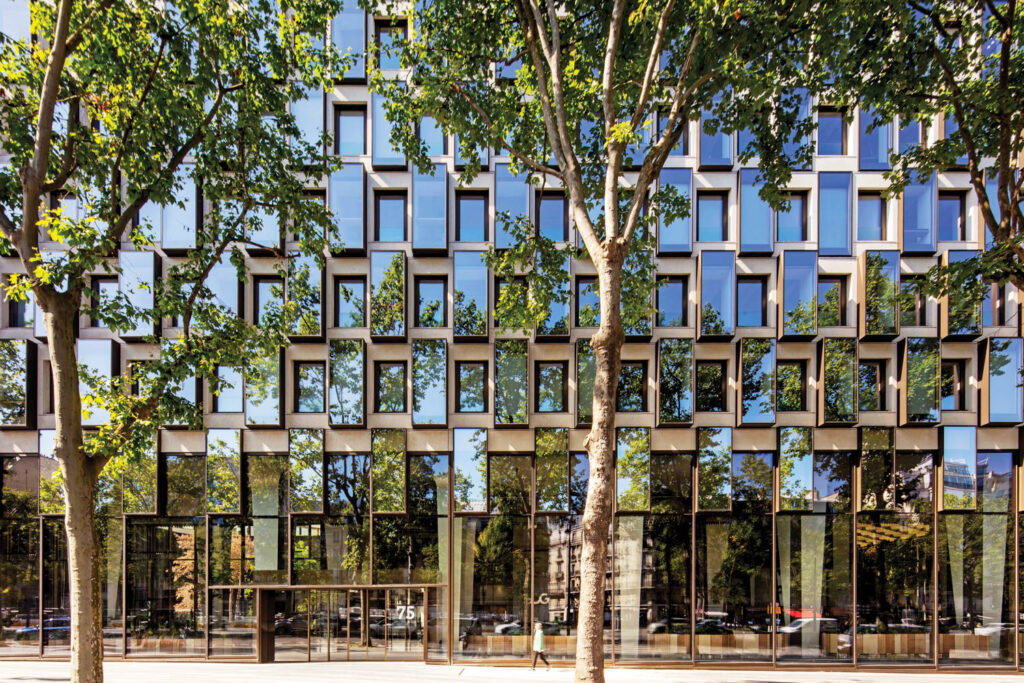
[[531, 621, 550, 670]]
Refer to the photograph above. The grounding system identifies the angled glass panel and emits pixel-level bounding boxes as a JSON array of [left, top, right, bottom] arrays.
[[161, 164, 197, 250], [535, 362, 565, 412], [818, 172, 851, 256], [372, 92, 404, 167], [326, 452, 369, 516], [371, 429, 405, 513], [658, 168, 691, 253], [898, 117, 921, 154], [413, 162, 447, 250], [207, 428, 240, 514], [858, 194, 885, 241], [412, 338, 446, 425], [494, 339, 527, 425], [859, 107, 890, 170], [779, 427, 813, 511], [782, 250, 817, 335], [902, 174, 936, 253], [988, 338, 1022, 423], [536, 428, 569, 512], [732, 451, 773, 511], [370, 251, 405, 336], [906, 337, 940, 423], [207, 256, 239, 314], [697, 427, 731, 511], [860, 427, 894, 511], [740, 338, 775, 424], [658, 338, 692, 424], [119, 251, 155, 337], [331, 0, 365, 79], [700, 97, 731, 167], [489, 454, 531, 514], [699, 250, 735, 335], [289, 429, 323, 514], [576, 339, 595, 424], [245, 350, 280, 426], [420, 116, 444, 155], [616, 427, 650, 512], [942, 426, 976, 510], [864, 250, 899, 335], [822, 338, 857, 423], [696, 193, 725, 242], [495, 163, 529, 250], [453, 428, 487, 512], [288, 252, 322, 335], [453, 251, 487, 337], [739, 169, 771, 252], [328, 339, 363, 425], [813, 451, 852, 514], [538, 254, 570, 336], [329, 165, 364, 251], [215, 366, 243, 412], [78, 339, 112, 426], [292, 85, 323, 156], [0, 340, 28, 426]]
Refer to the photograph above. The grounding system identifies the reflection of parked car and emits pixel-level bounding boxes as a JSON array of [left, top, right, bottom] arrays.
[[694, 619, 731, 635], [778, 617, 840, 636], [648, 618, 689, 634], [369, 618, 421, 638], [494, 621, 523, 635], [974, 622, 1014, 637], [457, 617, 482, 642], [15, 618, 71, 642]]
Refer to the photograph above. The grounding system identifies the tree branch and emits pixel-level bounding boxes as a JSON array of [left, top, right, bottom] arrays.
[[65, 0, 117, 53], [40, 96, 82, 194], [630, 0, 676, 132]]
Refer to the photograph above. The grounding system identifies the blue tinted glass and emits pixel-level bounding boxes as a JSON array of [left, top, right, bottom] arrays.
[[937, 194, 963, 241], [857, 195, 884, 240], [989, 338, 1022, 423], [700, 107, 732, 167], [420, 117, 445, 155], [292, 85, 323, 154], [370, 251, 405, 336], [412, 339, 446, 425], [902, 175, 935, 252], [657, 280, 685, 327], [162, 165, 196, 250], [537, 195, 567, 241], [208, 258, 239, 312], [783, 88, 811, 161], [818, 172, 851, 255], [412, 163, 445, 249], [329, 165, 364, 251], [376, 194, 406, 241], [739, 169, 771, 252], [78, 339, 112, 425], [120, 251, 154, 337], [216, 366, 244, 413], [657, 112, 685, 155], [782, 251, 816, 335], [453, 251, 487, 336], [859, 107, 890, 170], [737, 127, 754, 160], [331, 0, 365, 79], [377, 25, 403, 70], [898, 119, 920, 154], [336, 279, 364, 327], [817, 111, 844, 155], [336, 109, 364, 155], [248, 204, 278, 246], [985, 178, 998, 248], [736, 280, 764, 327], [776, 195, 804, 241], [658, 168, 691, 252], [697, 194, 725, 241], [416, 279, 444, 327], [576, 279, 600, 327], [495, 163, 529, 249], [458, 195, 486, 241], [944, 113, 968, 166], [372, 93, 404, 166], [700, 251, 735, 335], [741, 339, 775, 424]]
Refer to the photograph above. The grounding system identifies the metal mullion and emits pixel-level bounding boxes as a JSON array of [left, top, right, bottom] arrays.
[[932, 456, 938, 671], [852, 440, 859, 668], [37, 516, 43, 657]]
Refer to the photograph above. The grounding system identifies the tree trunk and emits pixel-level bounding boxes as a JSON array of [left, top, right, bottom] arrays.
[[43, 296, 104, 683], [574, 259, 624, 683]]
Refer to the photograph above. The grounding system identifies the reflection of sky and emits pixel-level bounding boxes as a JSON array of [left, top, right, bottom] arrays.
[[990, 339, 1022, 422], [413, 341, 446, 424], [78, 339, 112, 425], [414, 163, 446, 247], [453, 428, 486, 509]]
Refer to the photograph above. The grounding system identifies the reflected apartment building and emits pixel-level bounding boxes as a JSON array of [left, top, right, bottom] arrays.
[[2, 0, 1024, 673]]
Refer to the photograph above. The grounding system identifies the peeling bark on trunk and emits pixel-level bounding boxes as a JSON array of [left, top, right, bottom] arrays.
[[574, 258, 624, 683], [43, 298, 104, 683]]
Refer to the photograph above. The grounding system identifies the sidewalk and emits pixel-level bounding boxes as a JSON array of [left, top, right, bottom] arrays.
[[0, 661, 1021, 683]]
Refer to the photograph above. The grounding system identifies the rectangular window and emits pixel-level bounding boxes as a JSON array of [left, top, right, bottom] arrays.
[[369, 251, 405, 337], [577, 340, 595, 424], [658, 339, 692, 423], [937, 191, 965, 242], [815, 276, 847, 327], [863, 250, 899, 335], [334, 105, 366, 155], [656, 277, 686, 327], [536, 428, 569, 512], [489, 454, 531, 514], [291, 84, 323, 156], [697, 427, 731, 510], [902, 174, 936, 253], [947, 250, 982, 335], [331, 0, 365, 80], [214, 366, 243, 413], [374, 361, 407, 413], [119, 251, 156, 337], [456, 361, 487, 413], [575, 276, 600, 327], [453, 251, 487, 337], [157, 164, 198, 251], [371, 429, 405, 513], [740, 338, 775, 424], [412, 162, 446, 251], [329, 339, 363, 425], [207, 256, 240, 315], [535, 361, 567, 413], [941, 426, 976, 510], [983, 282, 1006, 327], [696, 191, 727, 242], [943, 112, 968, 166], [858, 360, 886, 411], [736, 276, 766, 327], [536, 192, 567, 241], [899, 275, 926, 327], [699, 101, 731, 167], [776, 191, 807, 242], [0, 340, 29, 426], [817, 106, 846, 155], [419, 116, 445, 155], [538, 255, 570, 337], [245, 350, 281, 426], [739, 169, 771, 252], [254, 276, 283, 326], [414, 276, 445, 328], [696, 361, 726, 412], [898, 118, 921, 154], [616, 361, 646, 412], [456, 191, 487, 242], [699, 251, 735, 336], [90, 277, 117, 328], [988, 338, 1023, 423], [616, 428, 650, 511], [329, 165, 365, 252], [371, 92, 404, 167], [905, 338, 940, 423], [374, 20, 405, 70], [77, 339, 113, 426], [289, 429, 323, 513], [778, 427, 813, 510], [819, 171, 852, 255], [495, 163, 529, 249], [294, 361, 325, 413], [334, 277, 365, 327], [657, 168, 691, 253], [374, 191, 407, 241], [940, 359, 965, 412], [776, 361, 806, 412], [412, 339, 446, 425], [494, 339, 528, 425], [287, 252, 322, 336], [453, 428, 487, 511], [857, 192, 886, 241], [822, 338, 856, 423], [859, 107, 890, 170], [782, 250, 817, 335]]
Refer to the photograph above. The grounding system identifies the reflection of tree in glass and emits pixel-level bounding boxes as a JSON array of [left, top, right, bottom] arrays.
[[615, 364, 645, 412], [289, 429, 323, 513], [454, 288, 487, 337], [865, 252, 897, 335], [245, 350, 280, 424], [0, 340, 27, 424], [658, 339, 693, 423], [576, 341, 595, 423], [371, 253, 405, 336], [489, 455, 531, 514], [329, 340, 363, 424], [741, 339, 774, 422], [697, 429, 730, 510], [785, 297, 816, 336], [453, 429, 487, 511], [371, 429, 405, 513], [536, 428, 569, 511], [906, 338, 939, 422], [288, 254, 322, 335], [207, 433, 241, 514], [494, 339, 528, 424], [700, 302, 726, 336], [823, 338, 856, 422], [817, 281, 842, 327], [778, 427, 812, 511], [337, 282, 366, 326], [616, 428, 650, 511], [412, 339, 446, 423]]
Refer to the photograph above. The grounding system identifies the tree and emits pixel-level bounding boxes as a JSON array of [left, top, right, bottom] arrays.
[[815, 0, 1023, 300], [362, 1, 819, 677], [0, 0, 342, 679]]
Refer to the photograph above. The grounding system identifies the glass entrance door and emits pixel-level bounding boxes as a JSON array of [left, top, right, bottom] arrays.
[[273, 590, 309, 662], [387, 588, 425, 660]]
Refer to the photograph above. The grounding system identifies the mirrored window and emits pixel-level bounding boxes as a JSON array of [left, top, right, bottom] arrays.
[[334, 105, 365, 155], [412, 339, 446, 425], [414, 276, 445, 328], [535, 361, 567, 413], [494, 339, 528, 425], [658, 339, 692, 423], [658, 168, 691, 253], [328, 339, 363, 425], [412, 163, 446, 250], [374, 361, 407, 413], [456, 191, 487, 242], [453, 251, 487, 337], [700, 251, 735, 335], [456, 361, 487, 413]]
